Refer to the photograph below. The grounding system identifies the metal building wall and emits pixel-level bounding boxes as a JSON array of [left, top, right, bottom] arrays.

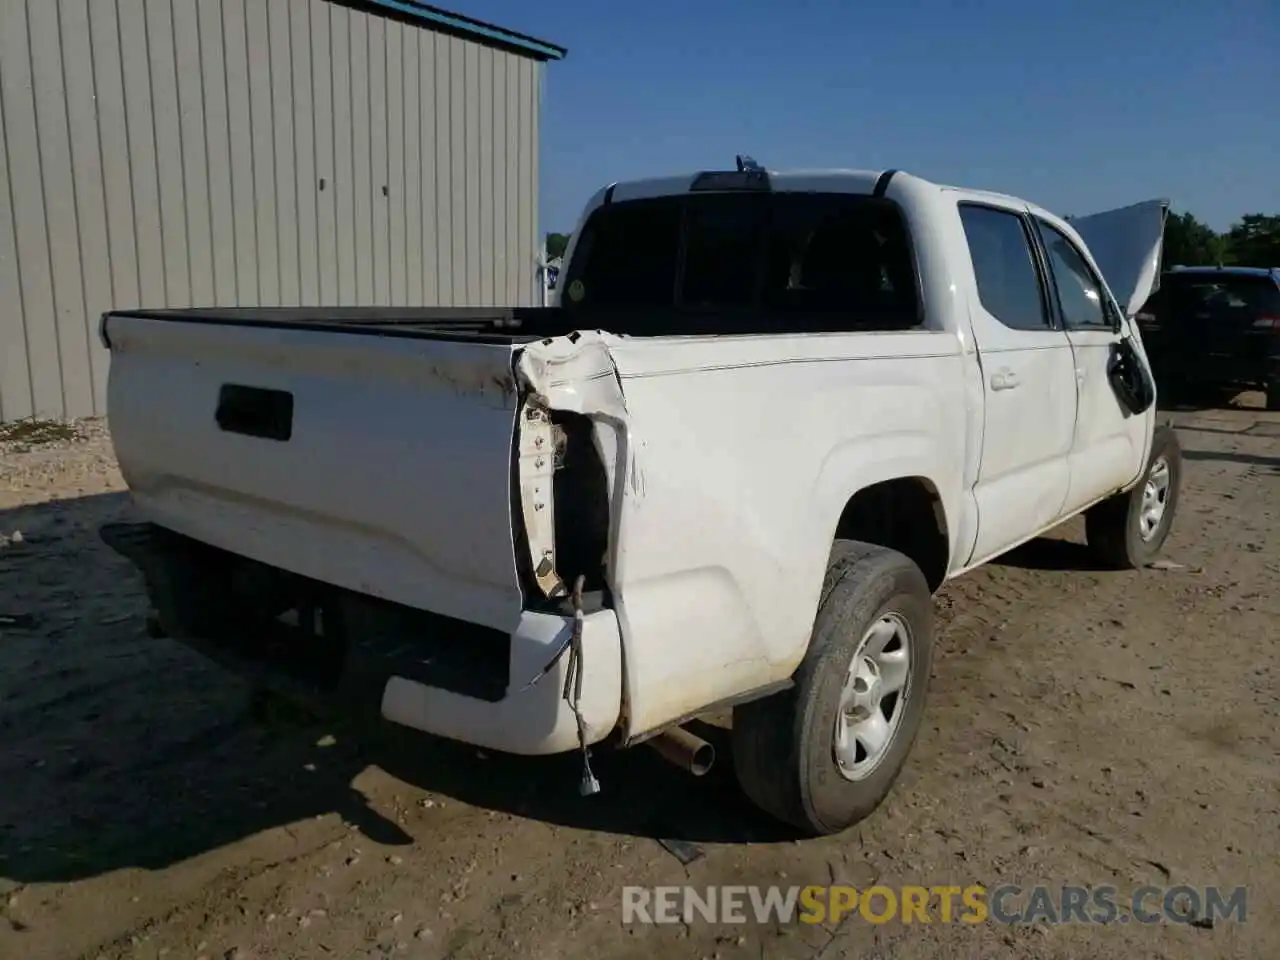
[[0, 0, 543, 423]]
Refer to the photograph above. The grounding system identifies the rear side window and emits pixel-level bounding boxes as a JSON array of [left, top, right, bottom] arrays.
[[560, 192, 920, 333], [958, 205, 1050, 331]]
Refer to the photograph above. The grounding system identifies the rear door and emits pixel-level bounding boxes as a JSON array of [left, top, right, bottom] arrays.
[[957, 202, 1079, 564], [1032, 217, 1149, 513]]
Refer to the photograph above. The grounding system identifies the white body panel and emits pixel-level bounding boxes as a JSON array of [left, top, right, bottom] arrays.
[[597, 331, 969, 733], [103, 167, 1164, 754], [965, 323, 1078, 563], [1035, 206, 1157, 508], [1063, 327, 1151, 512]]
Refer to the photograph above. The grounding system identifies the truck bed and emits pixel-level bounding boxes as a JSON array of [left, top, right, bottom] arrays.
[[105, 306, 559, 344]]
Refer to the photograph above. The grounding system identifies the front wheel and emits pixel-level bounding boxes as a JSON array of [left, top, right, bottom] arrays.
[[731, 541, 935, 836], [1084, 424, 1182, 569]]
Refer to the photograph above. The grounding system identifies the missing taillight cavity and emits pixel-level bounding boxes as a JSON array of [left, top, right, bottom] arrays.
[[550, 411, 610, 594], [513, 401, 612, 609]]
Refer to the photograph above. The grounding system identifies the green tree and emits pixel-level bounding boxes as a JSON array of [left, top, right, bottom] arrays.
[[1223, 214, 1280, 268], [1161, 211, 1227, 269], [545, 232, 570, 260]]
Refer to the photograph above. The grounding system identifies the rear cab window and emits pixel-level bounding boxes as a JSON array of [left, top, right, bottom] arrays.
[[559, 191, 921, 335]]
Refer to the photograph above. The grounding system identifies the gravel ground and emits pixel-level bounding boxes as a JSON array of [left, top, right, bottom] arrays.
[[1, 395, 1277, 960]]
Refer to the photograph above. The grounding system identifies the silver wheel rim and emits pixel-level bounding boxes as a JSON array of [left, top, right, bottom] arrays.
[[1139, 456, 1171, 541], [834, 613, 912, 782]]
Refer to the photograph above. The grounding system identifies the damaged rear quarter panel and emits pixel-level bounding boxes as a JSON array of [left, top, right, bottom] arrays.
[[518, 330, 968, 741], [514, 333, 634, 603], [514, 327, 962, 742]]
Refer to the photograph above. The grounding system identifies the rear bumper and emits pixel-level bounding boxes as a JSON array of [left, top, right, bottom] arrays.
[[101, 522, 623, 756], [379, 608, 623, 755]]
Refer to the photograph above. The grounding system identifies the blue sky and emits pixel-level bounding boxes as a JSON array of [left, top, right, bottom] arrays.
[[459, 0, 1278, 235]]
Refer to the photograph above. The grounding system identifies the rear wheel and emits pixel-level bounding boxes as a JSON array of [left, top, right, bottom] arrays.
[[1085, 424, 1182, 569], [731, 541, 934, 836], [1265, 380, 1280, 413]]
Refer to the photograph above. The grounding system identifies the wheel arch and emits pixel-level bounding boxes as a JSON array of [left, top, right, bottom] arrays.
[[811, 434, 960, 592], [831, 475, 951, 592]]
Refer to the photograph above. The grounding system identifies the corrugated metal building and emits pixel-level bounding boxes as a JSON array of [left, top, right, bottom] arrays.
[[0, 0, 565, 423]]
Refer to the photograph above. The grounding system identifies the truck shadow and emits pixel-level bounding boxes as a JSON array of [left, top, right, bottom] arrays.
[[0, 493, 792, 888], [1156, 386, 1267, 414], [368, 715, 794, 845], [989, 535, 1106, 573], [1181, 448, 1280, 471], [1155, 384, 1249, 413]]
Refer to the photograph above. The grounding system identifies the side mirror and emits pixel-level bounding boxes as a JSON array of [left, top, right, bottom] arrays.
[[1107, 337, 1156, 416]]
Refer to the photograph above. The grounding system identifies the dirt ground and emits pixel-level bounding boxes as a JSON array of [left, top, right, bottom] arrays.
[[1, 395, 1277, 960]]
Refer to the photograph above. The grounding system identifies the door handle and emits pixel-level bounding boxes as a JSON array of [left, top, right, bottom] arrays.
[[990, 369, 1020, 391]]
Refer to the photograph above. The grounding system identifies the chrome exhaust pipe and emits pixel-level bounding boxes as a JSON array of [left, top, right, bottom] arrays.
[[646, 725, 715, 776]]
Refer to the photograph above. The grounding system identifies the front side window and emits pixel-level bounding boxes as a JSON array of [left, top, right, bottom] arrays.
[[1035, 219, 1112, 329]]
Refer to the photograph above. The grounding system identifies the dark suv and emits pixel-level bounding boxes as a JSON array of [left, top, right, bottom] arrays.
[[1135, 266, 1280, 410]]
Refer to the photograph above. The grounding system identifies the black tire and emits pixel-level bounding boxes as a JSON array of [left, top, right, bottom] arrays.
[[1084, 424, 1182, 569], [1266, 381, 1280, 413], [731, 541, 934, 836]]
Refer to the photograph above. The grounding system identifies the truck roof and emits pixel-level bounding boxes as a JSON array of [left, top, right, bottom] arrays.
[[606, 168, 886, 204], [601, 166, 1059, 220]]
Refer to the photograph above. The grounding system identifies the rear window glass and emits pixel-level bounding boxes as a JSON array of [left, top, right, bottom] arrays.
[[1154, 274, 1280, 316], [561, 197, 682, 310], [560, 192, 920, 331]]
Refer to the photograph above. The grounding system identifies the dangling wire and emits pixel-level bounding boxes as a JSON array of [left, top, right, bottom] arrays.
[[510, 573, 600, 795], [563, 575, 599, 795]]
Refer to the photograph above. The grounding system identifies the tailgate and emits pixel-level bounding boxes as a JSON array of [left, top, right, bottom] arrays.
[[102, 312, 526, 634]]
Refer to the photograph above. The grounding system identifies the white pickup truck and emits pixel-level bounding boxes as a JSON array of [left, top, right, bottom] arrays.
[[99, 162, 1179, 836]]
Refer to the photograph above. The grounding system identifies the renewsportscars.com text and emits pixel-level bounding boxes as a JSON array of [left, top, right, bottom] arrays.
[[622, 884, 1248, 927]]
